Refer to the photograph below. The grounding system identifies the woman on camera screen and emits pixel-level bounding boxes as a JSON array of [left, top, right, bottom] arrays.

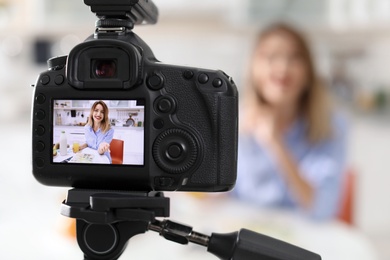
[[80, 100, 114, 163], [235, 23, 347, 220]]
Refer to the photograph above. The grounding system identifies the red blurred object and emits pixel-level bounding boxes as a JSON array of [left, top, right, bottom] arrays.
[[337, 169, 356, 225]]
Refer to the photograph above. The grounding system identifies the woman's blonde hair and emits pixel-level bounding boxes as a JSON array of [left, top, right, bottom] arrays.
[[87, 100, 111, 133], [244, 23, 332, 143]]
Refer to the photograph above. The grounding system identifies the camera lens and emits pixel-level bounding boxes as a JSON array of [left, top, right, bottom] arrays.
[[94, 60, 116, 78]]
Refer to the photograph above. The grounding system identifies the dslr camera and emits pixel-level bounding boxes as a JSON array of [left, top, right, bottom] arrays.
[[30, 2, 321, 260], [32, 0, 238, 192]]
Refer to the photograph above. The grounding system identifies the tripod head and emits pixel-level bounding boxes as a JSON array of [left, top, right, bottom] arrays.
[[84, 0, 158, 29], [62, 189, 321, 260]]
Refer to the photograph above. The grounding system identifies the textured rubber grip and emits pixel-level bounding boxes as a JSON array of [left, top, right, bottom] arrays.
[[208, 229, 322, 260]]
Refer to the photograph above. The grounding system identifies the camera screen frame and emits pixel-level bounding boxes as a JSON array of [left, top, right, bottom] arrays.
[[51, 99, 145, 166], [32, 78, 154, 190]]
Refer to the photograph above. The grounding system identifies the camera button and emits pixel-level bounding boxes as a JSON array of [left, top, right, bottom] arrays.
[[153, 119, 164, 129], [167, 144, 182, 159], [35, 110, 45, 120], [36, 94, 46, 104], [35, 125, 45, 136], [198, 73, 209, 84], [55, 75, 64, 85], [35, 142, 45, 152], [183, 70, 194, 80], [157, 99, 172, 113], [40, 75, 50, 85], [147, 74, 164, 90], [35, 158, 45, 168], [212, 78, 223, 88]]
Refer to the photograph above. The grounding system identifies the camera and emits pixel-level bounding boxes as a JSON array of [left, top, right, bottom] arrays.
[[30, 2, 321, 260], [31, 0, 238, 192]]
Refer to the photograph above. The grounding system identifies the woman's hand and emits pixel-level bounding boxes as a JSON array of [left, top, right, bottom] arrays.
[[79, 143, 88, 150], [251, 109, 315, 210], [253, 112, 284, 147], [98, 142, 110, 155]]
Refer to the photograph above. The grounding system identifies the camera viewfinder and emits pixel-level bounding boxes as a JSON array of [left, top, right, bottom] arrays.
[[94, 59, 117, 78]]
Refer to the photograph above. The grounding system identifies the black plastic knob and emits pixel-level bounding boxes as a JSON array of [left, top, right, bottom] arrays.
[[48, 55, 67, 71]]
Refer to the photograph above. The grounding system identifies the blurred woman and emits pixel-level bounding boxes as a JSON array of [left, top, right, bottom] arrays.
[[235, 23, 347, 220], [80, 100, 114, 163]]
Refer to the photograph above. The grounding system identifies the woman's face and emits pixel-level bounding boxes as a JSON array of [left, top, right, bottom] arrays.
[[252, 32, 309, 108], [92, 104, 105, 124]]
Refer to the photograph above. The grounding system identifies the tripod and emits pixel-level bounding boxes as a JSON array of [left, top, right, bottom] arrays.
[[61, 189, 321, 260]]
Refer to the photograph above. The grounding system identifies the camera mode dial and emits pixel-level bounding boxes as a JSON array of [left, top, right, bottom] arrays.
[[48, 55, 67, 71]]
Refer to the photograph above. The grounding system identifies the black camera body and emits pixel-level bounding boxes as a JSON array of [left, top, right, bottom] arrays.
[[32, 0, 238, 192]]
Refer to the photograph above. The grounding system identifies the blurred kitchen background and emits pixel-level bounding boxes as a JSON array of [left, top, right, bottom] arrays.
[[1, 0, 390, 259]]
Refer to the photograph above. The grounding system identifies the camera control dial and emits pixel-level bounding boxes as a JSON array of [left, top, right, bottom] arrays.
[[153, 128, 199, 175]]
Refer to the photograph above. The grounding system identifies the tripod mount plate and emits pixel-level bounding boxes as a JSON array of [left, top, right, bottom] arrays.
[[61, 189, 170, 224]]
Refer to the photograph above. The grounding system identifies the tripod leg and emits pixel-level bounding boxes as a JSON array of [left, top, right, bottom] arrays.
[[77, 220, 149, 260]]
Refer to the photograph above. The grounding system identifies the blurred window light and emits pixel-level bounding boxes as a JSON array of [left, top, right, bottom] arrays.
[[1, 35, 23, 57], [244, 0, 328, 28], [0, 4, 10, 28], [191, 0, 390, 30], [329, 0, 390, 30], [50, 34, 82, 59], [28, 0, 95, 29], [372, 0, 390, 21], [154, 0, 230, 12], [59, 34, 81, 55], [350, 0, 370, 24]]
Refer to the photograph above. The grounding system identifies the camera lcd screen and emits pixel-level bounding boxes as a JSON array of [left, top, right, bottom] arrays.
[[52, 99, 144, 165]]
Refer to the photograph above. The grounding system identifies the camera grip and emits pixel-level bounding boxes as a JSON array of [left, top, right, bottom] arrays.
[[217, 95, 238, 186]]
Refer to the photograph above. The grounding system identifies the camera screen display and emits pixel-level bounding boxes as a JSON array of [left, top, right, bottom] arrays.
[[52, 99, 144, 165]]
